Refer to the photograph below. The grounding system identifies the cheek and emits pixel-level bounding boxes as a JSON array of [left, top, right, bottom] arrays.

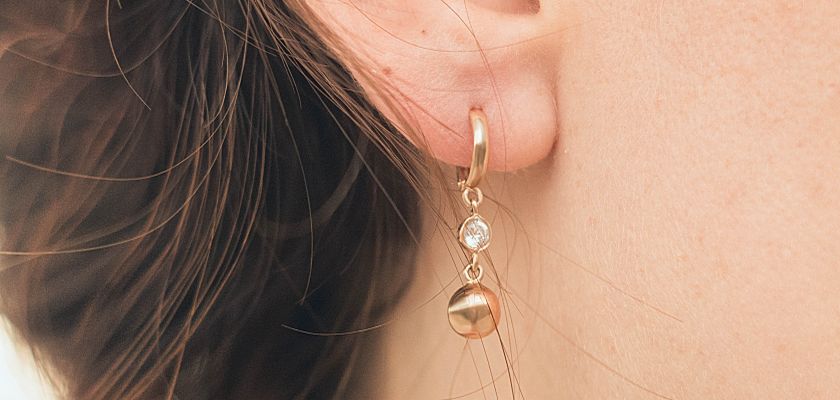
[[509, 2, 840, 396]]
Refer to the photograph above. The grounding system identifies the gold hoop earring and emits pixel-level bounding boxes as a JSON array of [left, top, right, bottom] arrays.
[[447, 109, 501, 339]]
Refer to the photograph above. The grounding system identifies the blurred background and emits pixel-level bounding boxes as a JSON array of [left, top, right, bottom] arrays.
[[1, 318, 54, 399]]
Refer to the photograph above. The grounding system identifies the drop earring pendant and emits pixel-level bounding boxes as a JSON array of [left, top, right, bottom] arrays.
[[447, 109, 501, 339]]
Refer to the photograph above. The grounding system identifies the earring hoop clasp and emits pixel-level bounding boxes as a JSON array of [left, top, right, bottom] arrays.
[[457, 109, 490, 189]]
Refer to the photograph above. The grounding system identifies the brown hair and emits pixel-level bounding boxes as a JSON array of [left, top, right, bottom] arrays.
[[0, 1, 427, 398]]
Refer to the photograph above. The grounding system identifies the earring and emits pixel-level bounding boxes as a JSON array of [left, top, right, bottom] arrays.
[[447, 109, 501, 339]]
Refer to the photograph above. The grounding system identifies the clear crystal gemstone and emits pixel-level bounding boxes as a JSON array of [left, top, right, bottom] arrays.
[[459, 215, 491, 252]]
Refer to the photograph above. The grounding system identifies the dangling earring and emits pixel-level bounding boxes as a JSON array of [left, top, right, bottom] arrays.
[[447, 109, 501, 339]]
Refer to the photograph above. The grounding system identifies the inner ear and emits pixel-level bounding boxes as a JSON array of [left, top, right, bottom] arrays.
[[468, 0, 540, 15]]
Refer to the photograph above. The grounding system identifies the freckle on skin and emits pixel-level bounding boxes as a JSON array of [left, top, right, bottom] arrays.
[[691, 284, 703, 299], [810, 183, 824, 199], [382, 67, 392, 76], [715, 258, 730, 276]]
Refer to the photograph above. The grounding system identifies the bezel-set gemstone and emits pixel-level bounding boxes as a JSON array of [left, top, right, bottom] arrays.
[[458, 214, 491, 252]]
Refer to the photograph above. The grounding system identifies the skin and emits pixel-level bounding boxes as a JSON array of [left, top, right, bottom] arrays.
[[310, 1, 840, 398]]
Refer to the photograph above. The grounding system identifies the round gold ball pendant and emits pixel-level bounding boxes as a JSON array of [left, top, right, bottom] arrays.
[[447, 283, 501, 339]]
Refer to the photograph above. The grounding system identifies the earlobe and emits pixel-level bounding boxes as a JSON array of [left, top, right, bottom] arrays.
[[467, 0, 540, 15], [305, 0, 562, 172]]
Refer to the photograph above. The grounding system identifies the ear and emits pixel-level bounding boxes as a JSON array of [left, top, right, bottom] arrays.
[[305, 0, 564, 171]]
